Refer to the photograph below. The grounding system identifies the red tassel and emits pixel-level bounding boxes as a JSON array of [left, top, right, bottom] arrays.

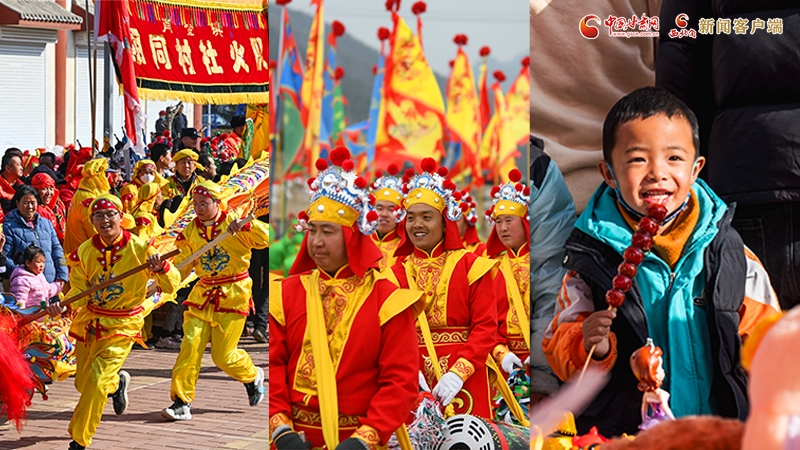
[[0, 315, 35, 432], [332, 20, 345, 37]]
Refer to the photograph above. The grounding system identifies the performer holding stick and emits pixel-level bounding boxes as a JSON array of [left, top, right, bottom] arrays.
[[47, 194, 182, 450], [162, 180, 269, 421]]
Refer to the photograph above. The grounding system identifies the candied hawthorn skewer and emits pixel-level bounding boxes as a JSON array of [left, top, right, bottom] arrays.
[[579, 203, 668, 381]]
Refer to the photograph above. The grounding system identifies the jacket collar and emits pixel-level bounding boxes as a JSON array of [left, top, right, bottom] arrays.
[[576, 179, 726, 267], [412, 239, 445, 259]]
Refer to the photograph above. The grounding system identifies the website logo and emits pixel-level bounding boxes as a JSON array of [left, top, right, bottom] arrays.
[[669, 13, 696, 38], [579, 15, 601, 39], [580, 13, 784, 39]]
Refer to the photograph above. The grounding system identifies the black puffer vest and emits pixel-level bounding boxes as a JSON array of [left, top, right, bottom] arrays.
[[562, 205, 749, 436]]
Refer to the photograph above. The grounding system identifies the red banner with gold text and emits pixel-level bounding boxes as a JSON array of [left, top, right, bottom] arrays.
[[124, 0, 268, 104]]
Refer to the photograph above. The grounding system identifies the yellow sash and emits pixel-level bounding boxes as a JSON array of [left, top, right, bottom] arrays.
[[501, 255, 531, 351], [417, 310, 456, 419], [301, 272, 340, 449], [486, 355, 530, 427]]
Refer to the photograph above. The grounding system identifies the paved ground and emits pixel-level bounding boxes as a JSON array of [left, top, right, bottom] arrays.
[[0, 337, 269, 450]]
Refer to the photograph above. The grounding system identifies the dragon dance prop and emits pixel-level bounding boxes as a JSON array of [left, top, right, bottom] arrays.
[[0, 293, 79, 432], [152, 154, 269, 256], [142, 155, 268, 303]]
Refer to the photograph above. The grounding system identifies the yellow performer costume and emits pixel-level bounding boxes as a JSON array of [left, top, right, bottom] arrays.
[[168, 181, 269, 409], [130, 182, 163, 241], [65, 194, 181, 447], [64, 158, 111, 254], [161, 150, 202, 200], [120, 159, 165, 214]]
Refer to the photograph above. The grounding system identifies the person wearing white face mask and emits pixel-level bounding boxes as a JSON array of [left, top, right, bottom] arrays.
[[119, 160, 163, 214]]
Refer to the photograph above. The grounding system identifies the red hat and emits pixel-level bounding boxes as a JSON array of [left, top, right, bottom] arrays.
[[159, 110, 166, 116]]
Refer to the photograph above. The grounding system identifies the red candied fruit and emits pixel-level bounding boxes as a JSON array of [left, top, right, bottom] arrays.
[[631, 231, 654, 252], [646, 203, 668, 222], [618, 261, 638, 278], [623, 246, 645, 265], [605, 289, 625, 308], [638, 217, 659, 235], [613, 274, 632, 293]]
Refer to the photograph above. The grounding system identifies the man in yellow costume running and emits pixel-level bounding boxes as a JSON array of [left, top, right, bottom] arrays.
[[50, 194, 181, 450], [162, 180, 269, 421]]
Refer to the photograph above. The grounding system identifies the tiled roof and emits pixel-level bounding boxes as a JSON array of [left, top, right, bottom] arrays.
[[0, 0, 83, 25]]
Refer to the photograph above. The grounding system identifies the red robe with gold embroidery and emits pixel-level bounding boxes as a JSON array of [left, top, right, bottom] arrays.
[[269, 266, 422, 448], [389, 243, 499, 418]]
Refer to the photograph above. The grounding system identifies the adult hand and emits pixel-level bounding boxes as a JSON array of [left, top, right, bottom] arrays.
[[431, 371, 464, 406], [0, 232, 5, 249], [227, 219, 247, 234], [582, 310, 616, 359], [501, 352, 524, 373], [147, 253, 165, 273]]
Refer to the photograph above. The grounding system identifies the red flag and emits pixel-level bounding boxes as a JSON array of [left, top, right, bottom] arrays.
[[95, 0, 145, 155]]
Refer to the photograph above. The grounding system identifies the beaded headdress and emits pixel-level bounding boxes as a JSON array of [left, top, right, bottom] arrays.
[[295, 147, 379, 235]]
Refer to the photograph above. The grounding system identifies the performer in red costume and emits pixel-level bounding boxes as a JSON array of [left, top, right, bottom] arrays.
[[387, 157, 499, 419], [269, 148, 424, 450]]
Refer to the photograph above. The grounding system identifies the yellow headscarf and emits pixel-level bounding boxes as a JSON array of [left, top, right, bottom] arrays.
[[191, 180, 227, 212], [174, 149, 205, 171], [78, 158, 111, 195], [132, 159, 166, 187], [132, 182, 161, 215]]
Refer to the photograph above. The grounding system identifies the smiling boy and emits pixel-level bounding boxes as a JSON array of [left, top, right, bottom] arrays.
[[542, 87, 781, 436]]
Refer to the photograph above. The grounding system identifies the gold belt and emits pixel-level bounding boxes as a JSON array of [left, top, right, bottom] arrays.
[[416, 326, 469, 345], [291, 404, 361, 428]]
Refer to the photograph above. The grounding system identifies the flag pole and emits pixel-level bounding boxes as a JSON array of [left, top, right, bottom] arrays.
[[85, 0, 95, 154]]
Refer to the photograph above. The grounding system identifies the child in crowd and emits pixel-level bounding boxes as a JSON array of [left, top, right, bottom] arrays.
[[542, 87, 781, 436], [10, 244, 62, 309]]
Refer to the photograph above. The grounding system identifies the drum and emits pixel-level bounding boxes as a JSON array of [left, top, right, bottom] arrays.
[[433, 415, 530, 450]]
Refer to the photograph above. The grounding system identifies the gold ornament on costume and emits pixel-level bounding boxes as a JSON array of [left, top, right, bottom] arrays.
[[295, 147, 379, 235]]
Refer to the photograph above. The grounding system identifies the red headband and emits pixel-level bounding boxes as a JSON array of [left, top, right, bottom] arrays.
[[91, 198, 120, 214], [193, 185, 213, 199]]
